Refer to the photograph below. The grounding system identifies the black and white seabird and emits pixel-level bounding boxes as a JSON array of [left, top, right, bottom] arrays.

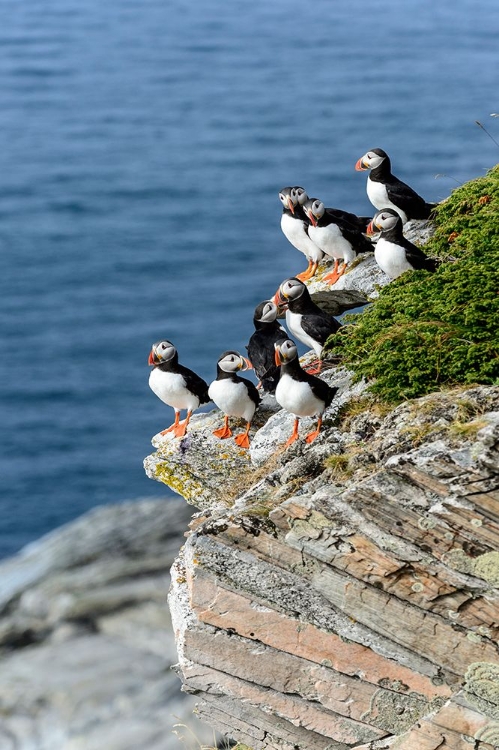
[[246, 300, 288, 394], [367, 209, 438, 279], [273, 277, 341, 372], [209, 351, 261, 448], [279, 186, 324, 280], [148, 340, 210, 437], [302, 198, 374, 285], [293, 187, 371, 234], [355, 148, 435, 223], [274, 339, 338, 446]]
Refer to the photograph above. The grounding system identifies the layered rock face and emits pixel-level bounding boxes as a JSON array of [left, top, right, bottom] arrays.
[[147, 378, 499, 750]]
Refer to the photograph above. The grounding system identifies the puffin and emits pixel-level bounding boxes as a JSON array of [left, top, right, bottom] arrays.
[[274, 339, 338, 446], [293, 187, 371, 234], [273, 277, 341, 372], [246, 300, 288, 394], [148, 340, 210, 437], [279, 186, 324, 280], [302, 198, 374, 285], [367, 209, 438, 278], [209, 351, 261, 448], [355, 148, 436, 223]]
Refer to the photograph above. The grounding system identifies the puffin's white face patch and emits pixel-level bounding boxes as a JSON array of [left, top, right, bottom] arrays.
[[365, 151, 385, 170]]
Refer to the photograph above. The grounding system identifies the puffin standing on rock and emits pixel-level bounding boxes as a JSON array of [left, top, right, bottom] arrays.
[[355, 148, 436, 223], [302, 198, 374, 285], [367, 209, 438, 279], [274, 339, 338, 446], [279, 186, 324, 280], [246, 300, 288, 394], [273, 277, 341, 373], [209, 351, 260, 448], [148, 340, 210, 437]]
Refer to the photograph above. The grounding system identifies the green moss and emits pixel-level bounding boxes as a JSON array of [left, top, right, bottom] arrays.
[[325, 165, 499, 403]]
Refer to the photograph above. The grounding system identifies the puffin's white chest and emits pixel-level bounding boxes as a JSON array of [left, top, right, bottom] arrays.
[[374, 239, 413, 279], [367, 179, 408, 224], [309, 224, 354, 262], [281, 214, 323, 261], [276, 372, 324, 417], [149, 368, 200, 411], [285, 311, 323, 357], [208, 378, 256, 422]]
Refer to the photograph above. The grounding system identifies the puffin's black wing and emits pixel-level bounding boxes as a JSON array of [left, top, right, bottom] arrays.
[[301, 313, 341, 346], [402, 241, 438, 272], [332, 218, 374, 254], [246, 329, 286, 393], [325, 208, 371, 233], [239, 375, 261, 408], [177, 364, 210, 404], [304, 375, 338, 408], [385, 178, 432, 220]]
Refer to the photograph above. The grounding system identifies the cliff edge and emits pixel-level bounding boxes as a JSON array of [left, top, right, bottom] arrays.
[[145, 171, 499, 750]]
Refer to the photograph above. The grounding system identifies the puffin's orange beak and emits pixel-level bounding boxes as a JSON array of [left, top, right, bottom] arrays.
[[366, 220, 375, 236], [287, 197, 295, 215], [355, 158, 367, 171], [272, 289, 285, 306], [306, 210, 317, 227], [241, 357, 253, 371], [148, 349, 157, 366], [274, 346, 283, 366]]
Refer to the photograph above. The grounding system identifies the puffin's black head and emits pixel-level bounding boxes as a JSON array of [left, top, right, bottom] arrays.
[[278, 187, 298, 214], [254, 300, 279, 324], [355, 148, 389, 172], [217, 350, 252, 374], [302, 198, 325, 227], [148, 339, 177, 366], [291, 186, 308, 206], [274, 339, 298, 366], [273, 277, 307, 308], [367, 208, 402, 235]]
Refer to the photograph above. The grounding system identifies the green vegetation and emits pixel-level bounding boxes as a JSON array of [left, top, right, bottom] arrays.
[[325, 165, 499, 403]]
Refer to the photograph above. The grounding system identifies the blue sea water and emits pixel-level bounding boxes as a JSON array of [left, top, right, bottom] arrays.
[[0, 0, 498, 558]]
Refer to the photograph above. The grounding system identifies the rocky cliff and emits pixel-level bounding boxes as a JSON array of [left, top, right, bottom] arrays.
[[145, 216, 499, 749], [0, 498, 218, 750]]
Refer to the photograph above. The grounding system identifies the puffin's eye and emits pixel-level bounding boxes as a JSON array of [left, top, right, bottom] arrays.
[[161, 343, 167, 349]]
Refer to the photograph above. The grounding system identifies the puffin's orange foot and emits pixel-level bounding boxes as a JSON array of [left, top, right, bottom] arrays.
[[173, 422, 188, 438], [285, 432, 299, 447], [305, 429, 320, 444], [304, 359, 322, 375], [234, 433, 250, 449], [160, 425, 176, 435], [213, 426, 232, 439], [323, 271, 340, 285], [296, 270, 310, 281]]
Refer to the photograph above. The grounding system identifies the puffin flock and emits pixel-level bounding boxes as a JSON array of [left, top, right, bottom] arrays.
[[148, 148, 438, 449]]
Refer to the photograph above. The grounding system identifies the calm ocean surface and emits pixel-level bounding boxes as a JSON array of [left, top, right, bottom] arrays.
[[0, 0, 498, 558]]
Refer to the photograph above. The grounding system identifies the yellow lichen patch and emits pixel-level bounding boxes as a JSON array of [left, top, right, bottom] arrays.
[[464, 662, 499, 721], [154, 463, 205, 502], [442, 549, 499, 587]]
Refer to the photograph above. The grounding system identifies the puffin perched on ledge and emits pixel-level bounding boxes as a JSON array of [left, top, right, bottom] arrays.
[[246, 300, 288, 394], [273, 277, 341, 372], [209, 351, 260, 448], [302, 198, 374, 285], [355, 148, 436, 223], [148, 340, 210, 437], [278, 186, 324, 280], [274, 339, 338, 446], [367, 209, 438, 278]]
